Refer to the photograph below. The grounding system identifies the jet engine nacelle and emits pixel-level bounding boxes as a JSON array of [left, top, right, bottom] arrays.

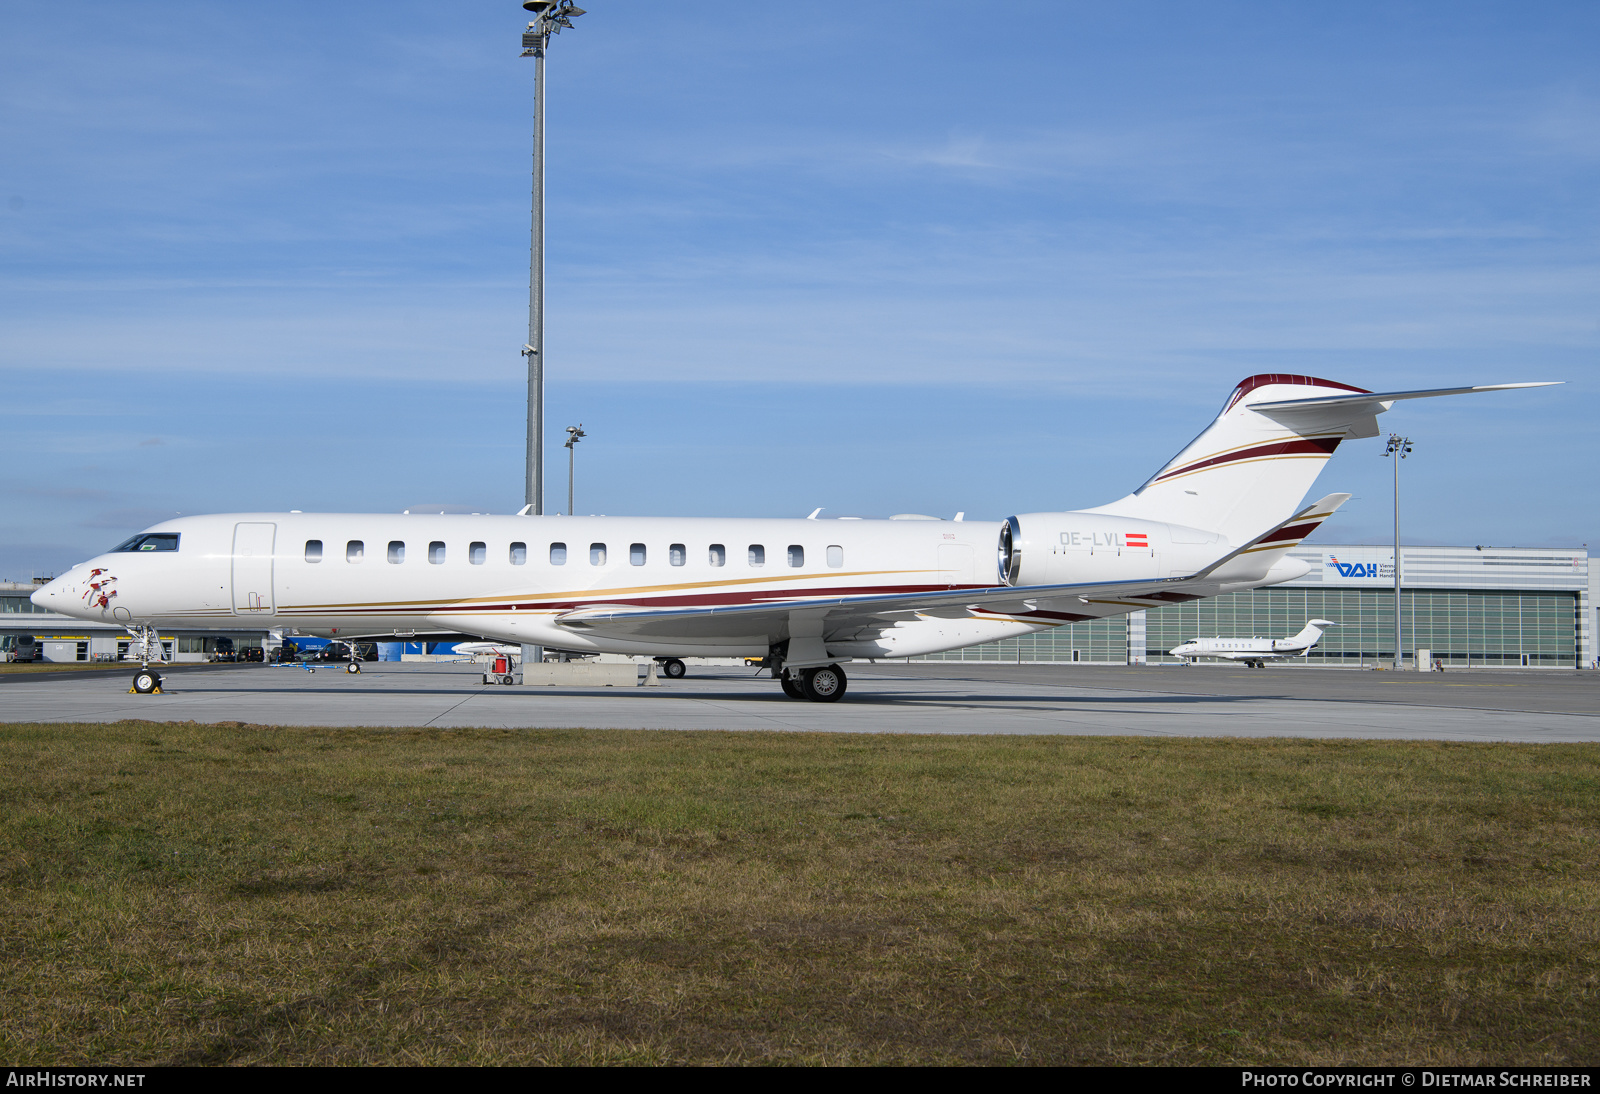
[[997, 512, 1227, 586]]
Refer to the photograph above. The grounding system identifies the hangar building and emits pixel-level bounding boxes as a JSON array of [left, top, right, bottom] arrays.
[[915, 544, 1593, 669]]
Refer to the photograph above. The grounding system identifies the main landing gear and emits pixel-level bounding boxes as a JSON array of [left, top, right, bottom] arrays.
[[778, 664, 848, 703], [657, 657, 687, 679]]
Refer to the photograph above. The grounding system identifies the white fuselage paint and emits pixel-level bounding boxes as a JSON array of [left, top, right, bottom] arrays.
[[34, 511, 1237, 660]]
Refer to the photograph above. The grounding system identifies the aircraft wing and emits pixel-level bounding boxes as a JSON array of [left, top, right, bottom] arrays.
[[556, 573, 1198, 642], [555, 494, 1352, 646]]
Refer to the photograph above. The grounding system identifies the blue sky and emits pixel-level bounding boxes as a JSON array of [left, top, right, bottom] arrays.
[[2, 0, 1595, 579]]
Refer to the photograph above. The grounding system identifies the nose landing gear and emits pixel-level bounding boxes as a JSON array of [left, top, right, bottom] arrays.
[[124, 623, 165, 695]]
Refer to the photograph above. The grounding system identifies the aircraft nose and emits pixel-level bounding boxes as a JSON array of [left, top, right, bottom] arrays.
[[30, 578, 65, 611]]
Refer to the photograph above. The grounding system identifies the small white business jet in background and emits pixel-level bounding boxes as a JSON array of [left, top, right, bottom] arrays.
[[33, 375, 1554, 700], [1170, 619, 1339, 669], [451, 641, 522, 661]]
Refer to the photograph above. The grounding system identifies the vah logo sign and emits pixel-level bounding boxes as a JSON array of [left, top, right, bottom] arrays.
[[1323, 552, 1395, 584]]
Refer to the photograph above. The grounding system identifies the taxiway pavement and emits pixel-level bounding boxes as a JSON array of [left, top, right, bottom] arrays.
[[1, 662, 1595, 741]]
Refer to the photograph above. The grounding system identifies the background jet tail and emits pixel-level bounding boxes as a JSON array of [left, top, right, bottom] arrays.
[[1082, 374, 1556, 545], [1287, 619, 1339, 649]]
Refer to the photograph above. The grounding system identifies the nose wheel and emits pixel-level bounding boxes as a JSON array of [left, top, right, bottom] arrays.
[[659, 657, 687, 679], [131, 669, 162, 694], [345, 661, 361, 674]]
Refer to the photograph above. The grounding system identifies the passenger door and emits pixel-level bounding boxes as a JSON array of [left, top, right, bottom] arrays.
[[232, 522, 277, 615]]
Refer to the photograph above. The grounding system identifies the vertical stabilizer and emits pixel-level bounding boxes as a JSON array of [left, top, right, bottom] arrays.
[[1084, 375, 1557, 545], [1084, 375, 1374, 544], [1286, 619, 1338, 650]]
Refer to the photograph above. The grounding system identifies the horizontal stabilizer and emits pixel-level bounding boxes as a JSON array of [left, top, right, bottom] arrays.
[[1251, 382, 1559, 414]]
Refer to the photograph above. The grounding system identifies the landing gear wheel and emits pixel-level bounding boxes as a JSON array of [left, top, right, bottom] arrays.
[[660, 658, 687, 679], [780, 673, 805, 700], [801, 664, 848, 703], [345, 662, 361, 674], [132, 670, 161, 694]]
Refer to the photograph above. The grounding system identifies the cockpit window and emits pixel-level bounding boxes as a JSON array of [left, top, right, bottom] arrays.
[[112, 533, 180, 553]]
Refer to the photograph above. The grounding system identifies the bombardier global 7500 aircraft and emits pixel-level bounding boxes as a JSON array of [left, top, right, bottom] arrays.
[[33, 375, 1553, 700]]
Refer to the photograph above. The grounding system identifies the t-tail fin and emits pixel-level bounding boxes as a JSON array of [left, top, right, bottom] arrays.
[[1084, 375, 1557, 545], [1287, 619, 1339, 649]]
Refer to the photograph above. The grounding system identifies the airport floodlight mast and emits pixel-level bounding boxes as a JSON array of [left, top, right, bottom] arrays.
[[519, 0, 586, 515], [564, 423, 586, 516], [517, 1, 585, 671], [1385, 433, 1414, 670]]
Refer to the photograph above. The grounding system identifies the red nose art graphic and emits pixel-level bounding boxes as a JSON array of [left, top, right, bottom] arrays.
[[82, 568, 118, 611]]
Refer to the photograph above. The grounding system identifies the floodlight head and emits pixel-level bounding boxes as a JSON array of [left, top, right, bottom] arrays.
[[523, 2, 554, 12]]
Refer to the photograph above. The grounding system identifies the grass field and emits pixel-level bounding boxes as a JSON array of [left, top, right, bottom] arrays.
[[2, 721, 1597, 1066]]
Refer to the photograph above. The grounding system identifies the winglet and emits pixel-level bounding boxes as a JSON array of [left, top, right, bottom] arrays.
[[1195, 493, 1351, 584]]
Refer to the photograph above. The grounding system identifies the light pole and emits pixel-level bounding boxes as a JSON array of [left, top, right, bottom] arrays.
[[1385, 433, 1413, 670], [519, 0, 586, 515], [564, 423, 586, 515], [517, 1, 585, 673]]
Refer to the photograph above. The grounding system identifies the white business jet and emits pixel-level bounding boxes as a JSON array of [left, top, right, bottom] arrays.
[[32, 375, 1554, 699], [1170, 619, 1339, 668], [450, 641, 522, 660]]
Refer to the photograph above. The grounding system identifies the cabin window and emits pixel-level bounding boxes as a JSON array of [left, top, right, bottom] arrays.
[[304, 540, 323, 563], [428, 541, 446, 565], [630, 543, 646, 566], [827, 545, 843, 568], [469, 542, 486, 566], [549, 542, 567, 565], [787, 545, 804, 568], [748, 545, 765, 567], [510, 542, 527, 565], [590, 543, 607, 566], [347, 540, 364, 563], [669, 543, 686, 567], [709, 544, 726, 567], [387, 541, 405, 564]]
